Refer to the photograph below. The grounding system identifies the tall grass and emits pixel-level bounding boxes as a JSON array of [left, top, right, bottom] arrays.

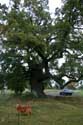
[[0, 93, 83, 125]]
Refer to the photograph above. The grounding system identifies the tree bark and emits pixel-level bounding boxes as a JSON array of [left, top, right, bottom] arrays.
[[30, 78, 45, 97], [29, 63, 46, 97]]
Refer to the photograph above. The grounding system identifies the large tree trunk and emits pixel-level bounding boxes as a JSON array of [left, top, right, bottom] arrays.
[[29, 63, 49, 97], [30, 78, 46, 97]]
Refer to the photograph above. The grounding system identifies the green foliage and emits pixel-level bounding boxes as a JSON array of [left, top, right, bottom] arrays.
[[6, 63, 27, 94], [0, 0, 83, 93]]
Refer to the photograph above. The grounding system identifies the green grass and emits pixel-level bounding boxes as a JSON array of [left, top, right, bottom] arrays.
[[0, 94, 83, 125], [75, 90, 83, 96]]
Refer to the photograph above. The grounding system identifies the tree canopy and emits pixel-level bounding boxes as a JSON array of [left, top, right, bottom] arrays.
[[0, 0, 83, 96]]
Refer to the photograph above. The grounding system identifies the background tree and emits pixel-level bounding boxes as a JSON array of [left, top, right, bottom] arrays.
[[55, 0, 83, 87]]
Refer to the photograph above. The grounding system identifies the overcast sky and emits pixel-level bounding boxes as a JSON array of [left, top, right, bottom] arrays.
[[49, 0, 62, 12], [0, 0, 62, 13]]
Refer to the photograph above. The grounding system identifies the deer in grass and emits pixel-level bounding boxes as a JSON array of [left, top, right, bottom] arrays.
[[16, 104, 32, 115]]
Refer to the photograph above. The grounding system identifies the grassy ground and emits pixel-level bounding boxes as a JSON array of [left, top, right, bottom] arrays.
[[0, 93, 83, 125], [75, 90, 83, 96]]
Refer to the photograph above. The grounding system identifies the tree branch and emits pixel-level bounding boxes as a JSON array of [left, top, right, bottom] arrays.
[[61, 74, 83, 89], [47, 50, 63, 62]]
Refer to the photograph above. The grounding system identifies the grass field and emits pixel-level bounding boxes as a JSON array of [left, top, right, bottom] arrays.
[[75, 90, 83, 96], [0, 93, 83, 125]]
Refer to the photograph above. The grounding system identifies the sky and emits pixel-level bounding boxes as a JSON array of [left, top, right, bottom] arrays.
[[0, 0, 62, 13], [49, 0, 62, 12]]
